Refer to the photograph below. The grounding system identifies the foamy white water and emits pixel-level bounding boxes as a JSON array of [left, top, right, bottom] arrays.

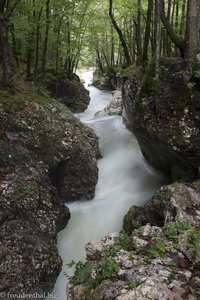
[[51, 70, 166, 300]]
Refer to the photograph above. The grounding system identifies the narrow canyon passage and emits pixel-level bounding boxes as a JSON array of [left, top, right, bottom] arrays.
[[53, 70, 166, 300]]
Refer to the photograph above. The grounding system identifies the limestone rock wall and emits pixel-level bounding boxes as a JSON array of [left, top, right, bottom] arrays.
[[0, 94, 100, 298], [67, 180, 200, 300], [122, 58, 200, 180]]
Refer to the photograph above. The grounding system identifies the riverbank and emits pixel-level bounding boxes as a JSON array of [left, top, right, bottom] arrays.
[[0, 77, 99, 299], [67, 65, 200, 299]]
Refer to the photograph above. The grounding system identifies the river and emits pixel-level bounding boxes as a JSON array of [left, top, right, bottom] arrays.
[[52, 70, 166, 300]]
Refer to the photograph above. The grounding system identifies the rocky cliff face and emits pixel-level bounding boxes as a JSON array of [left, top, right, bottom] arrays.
[[67, 180, 200, 300], [66, 61, 200, 299], [0, 83, 100, 298], [122, 58, 200, 181]]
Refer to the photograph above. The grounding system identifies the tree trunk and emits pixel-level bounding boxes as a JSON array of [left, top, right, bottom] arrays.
[[179, 0, 186, 37], [136, 0, 142, 63], [184, 0, 199, 74], [42, 0, 50, 78], [0, 0, 12, 88], [155, 0, 160, 83], [10, 23, 19, 68], [110, 22, 115, 67], [142, 0, 153, 63], [166, 0, 172, 56], [160, 0, 185, 57], [55, 15, 64, 73], [34, 7, 43, 79], [65, 16, 72, 77], [109, 0, 131, 65], [26, 0, 36, 80], [26, 37, 32, 79], [96, 49, 104, 74]]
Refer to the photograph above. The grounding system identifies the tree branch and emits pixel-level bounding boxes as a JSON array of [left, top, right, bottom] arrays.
[[160, 0, 185, 57]]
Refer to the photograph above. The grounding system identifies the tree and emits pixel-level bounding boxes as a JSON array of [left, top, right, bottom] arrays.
[[155, 0, 160, 82], [142, 0, 153, 63], [108, 0, 131, 65], [184, 0, 199, 73], [160, 0, 199, 75], [0, 0, 12, 88], [42, 0, 51, 78], [159, 0, 185, 57]]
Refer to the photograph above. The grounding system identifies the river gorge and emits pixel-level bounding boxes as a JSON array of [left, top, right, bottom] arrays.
[[53, 70, 166, 300]]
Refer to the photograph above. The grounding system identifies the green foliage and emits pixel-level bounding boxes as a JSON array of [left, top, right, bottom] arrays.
[[66, 245, 120, 296], [98, 255, 119, 281], [147, 240, 166, 259], [151, 222, 200, 261], [186, 227, 200, 259], [193, 70, 200, 80], [65, 260, 95, 285], [125, 279, 140, 290], [117, 231, 136, 251]]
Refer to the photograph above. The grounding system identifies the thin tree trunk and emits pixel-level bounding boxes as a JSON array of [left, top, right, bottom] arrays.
[[160, 0, 185, 57], [55, 15, 64, 73], [184, 0, 199, 74], [65, 16, 72, 77], [155, 0, 160, 83], [174, 1, 180, 55], [102, 48, 112, 72], [96, 49, 104, 74], [179, 0, 186, 37], [0, 0, 12, 88], [10, 23, 19, 68], [142, 0, 153, 63], [42, 0, 50, 78], [26, 37, 32, 79], [175, 2, 179, 31], [110, 21, 115, 67], [34, 7, 43, 79], [166, 0, 172, 56], [109, 0, 131, 64], [136, 0, 142, 63]]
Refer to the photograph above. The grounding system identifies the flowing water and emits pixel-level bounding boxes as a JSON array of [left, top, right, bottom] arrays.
[[52, 70, 166, 300]]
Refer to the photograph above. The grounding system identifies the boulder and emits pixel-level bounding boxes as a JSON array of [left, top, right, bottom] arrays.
[[46, 79, 90, 113], [0, 162, 70, 298], [0, 101, 99, 202], [95, 90, 123, 116], [122, 58, 200, 180], [123, 180, 200, 235]]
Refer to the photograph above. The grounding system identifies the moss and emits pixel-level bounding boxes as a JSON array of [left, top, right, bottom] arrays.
[[12, 178, 38, 203], [0, 76, 70, 114], [139, 61, 159, 102]]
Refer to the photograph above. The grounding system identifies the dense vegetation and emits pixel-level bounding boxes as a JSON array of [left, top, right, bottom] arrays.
[[0, 0, 199, 89]]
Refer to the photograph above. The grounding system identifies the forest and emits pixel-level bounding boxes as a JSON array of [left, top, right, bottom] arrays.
[[0, 1, 200, 300], [0, 0, 199, 88]]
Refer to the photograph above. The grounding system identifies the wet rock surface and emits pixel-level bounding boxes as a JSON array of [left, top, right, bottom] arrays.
[[123, 180, 200, 234], [122, 58, 200, 180], [0, 92, 100, 298], [0, 101, 99, 202], [92, 73, 116, 90], [46, 78, 90, 113], [67, 180, 200, 300], [95, 90, 122, 116], [0, 162, 70, 298]]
